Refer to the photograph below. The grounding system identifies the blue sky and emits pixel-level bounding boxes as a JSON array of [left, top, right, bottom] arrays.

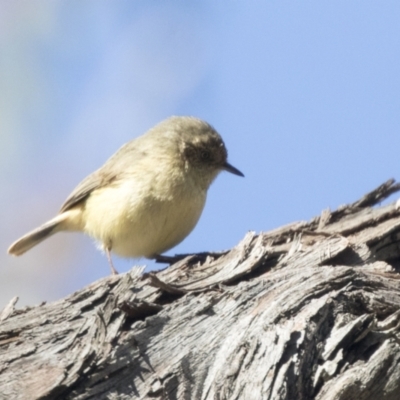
[[1, 1, 400, 307]]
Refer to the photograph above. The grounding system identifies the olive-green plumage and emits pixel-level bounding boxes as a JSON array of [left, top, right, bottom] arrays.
[[8, 116, 243, 273]]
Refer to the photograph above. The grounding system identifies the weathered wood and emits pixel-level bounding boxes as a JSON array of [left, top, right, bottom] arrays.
[[1, 180, 400, 400]]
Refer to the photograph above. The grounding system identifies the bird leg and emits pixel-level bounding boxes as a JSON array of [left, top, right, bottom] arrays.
[[105, 247, 118, 275], [153, 251, 226, 265], [153, 254, 190, 264]]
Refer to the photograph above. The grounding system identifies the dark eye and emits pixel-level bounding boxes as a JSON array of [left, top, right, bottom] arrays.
[[201, 150, 211, 161]]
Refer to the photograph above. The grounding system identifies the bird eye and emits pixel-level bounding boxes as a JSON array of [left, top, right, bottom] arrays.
[[201, 150, 210, 161]]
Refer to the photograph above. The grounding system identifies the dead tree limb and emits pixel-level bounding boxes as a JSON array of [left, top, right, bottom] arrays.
[[1, 179, 400, 400]]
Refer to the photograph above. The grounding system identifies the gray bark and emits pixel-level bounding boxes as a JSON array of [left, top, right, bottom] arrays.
[[1, 179, 400, 400]]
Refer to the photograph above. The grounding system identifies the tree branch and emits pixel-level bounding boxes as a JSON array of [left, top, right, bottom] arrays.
[[1, 181, 400, 400]]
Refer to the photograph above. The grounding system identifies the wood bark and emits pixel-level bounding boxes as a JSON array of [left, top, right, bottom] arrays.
[[1, 179, 400, 400]]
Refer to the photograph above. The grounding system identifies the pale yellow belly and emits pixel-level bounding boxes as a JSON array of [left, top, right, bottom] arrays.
[[81, 179, 206, 258]]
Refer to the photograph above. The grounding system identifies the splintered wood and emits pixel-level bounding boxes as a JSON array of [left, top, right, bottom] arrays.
[[1, 179, 400, 400]]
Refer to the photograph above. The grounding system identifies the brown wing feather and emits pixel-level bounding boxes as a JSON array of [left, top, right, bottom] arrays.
[[59, 171, 111, 212], [59, 140, 146, 213]]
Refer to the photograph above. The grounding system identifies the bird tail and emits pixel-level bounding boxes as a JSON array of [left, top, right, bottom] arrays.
[[8, 214, 69, 256]]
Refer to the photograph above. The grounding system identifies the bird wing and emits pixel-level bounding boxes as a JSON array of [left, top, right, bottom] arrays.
[[59, 141, 146, 213], [59, 170, 110, 212]]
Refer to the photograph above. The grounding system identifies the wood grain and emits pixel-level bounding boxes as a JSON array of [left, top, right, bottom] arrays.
[[1, 180, 400, 399]]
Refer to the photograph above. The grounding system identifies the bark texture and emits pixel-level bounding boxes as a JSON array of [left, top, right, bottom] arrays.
[[1, 180, 400, 400]]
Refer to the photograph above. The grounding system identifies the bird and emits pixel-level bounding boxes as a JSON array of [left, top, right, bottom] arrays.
[[8, 116, 244, 274]]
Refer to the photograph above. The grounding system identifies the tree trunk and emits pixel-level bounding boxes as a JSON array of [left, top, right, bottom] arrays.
[[1, 180, 400, 400]]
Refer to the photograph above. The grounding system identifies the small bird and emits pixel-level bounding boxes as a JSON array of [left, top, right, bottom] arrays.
[[8, 116, 244, 274]]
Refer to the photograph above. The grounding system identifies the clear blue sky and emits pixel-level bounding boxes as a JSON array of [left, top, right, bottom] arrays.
[[1, 1, 400, 307]]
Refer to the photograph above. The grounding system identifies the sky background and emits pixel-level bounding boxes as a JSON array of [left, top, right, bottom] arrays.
[[1, 1, 400, 308]]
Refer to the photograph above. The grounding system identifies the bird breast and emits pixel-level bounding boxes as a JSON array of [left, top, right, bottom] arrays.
[[81, 165, 207, 258]]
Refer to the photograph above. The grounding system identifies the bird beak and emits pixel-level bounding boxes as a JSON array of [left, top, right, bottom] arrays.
[[222, 162, 244, 177]]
